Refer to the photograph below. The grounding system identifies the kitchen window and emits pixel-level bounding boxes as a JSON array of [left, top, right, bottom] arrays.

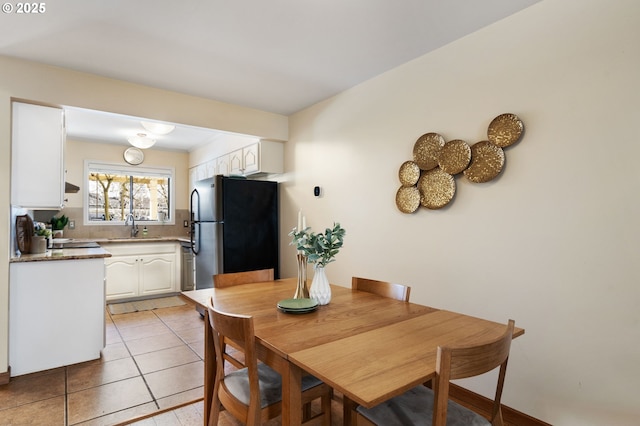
[[84, 161, 174, 225]]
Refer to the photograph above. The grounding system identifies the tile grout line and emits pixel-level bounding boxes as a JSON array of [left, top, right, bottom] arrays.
[[108, 308, 162, 412], [101, 309, 160, 424]]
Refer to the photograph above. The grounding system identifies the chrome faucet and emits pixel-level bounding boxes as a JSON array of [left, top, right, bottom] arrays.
[[125, 213, 139, 237]]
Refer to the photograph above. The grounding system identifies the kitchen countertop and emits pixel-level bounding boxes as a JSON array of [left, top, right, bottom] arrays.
[[10, 247, 112, 263], [10, 236, 190, 263]]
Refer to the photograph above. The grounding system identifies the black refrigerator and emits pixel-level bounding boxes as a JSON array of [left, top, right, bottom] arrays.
[[190, 175, 279, 290]]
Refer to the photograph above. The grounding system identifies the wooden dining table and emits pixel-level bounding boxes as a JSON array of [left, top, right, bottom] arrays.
[[181, 277, 524, 426]]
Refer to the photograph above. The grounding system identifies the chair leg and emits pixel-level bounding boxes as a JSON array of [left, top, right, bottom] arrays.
[[208, 388, 221, 426]]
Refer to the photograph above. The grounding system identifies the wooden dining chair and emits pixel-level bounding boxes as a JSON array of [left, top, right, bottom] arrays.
[[213, 268, 274, 288], [354, 319, 516, 426], [212, 268, 275, 368], [343, 277, 413, 425], [207, 304, 332, 426], [351, 277, 411, 302]]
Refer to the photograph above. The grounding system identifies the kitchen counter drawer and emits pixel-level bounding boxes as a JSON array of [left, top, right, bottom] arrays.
[[101, 242, 178, 256]]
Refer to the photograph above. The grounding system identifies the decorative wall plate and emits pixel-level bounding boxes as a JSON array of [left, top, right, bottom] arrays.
[[438, 139, 471, 175], [398, 161, 421, 186], [418, 168, 455, 209], [487, 113, 524, 148], [463, 141, 505, 183], [413, 133, 445, 170], [395, 186, 421, 213], [124, 147, 144, 165], [398, 113, 524, 213]]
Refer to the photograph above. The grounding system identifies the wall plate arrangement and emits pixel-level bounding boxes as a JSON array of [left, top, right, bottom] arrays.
[[396, 113, 524, 214]]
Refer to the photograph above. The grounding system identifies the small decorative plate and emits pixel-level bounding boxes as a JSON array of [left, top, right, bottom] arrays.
[[418, 168, 455, 209], [398, 161, 421, 186], [124, 147, 144, 165], [487, 113, 524, 148], [463, 141, 505, 183], [438, 139, 471, 175], [277, 298, 318, 314], [395, 186, 421, 213], [413, 133, 445, 170]]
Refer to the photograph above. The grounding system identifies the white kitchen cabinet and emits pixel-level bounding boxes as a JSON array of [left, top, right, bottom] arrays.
[[216, 154, 231, 176], [228, 141, 283, 176], [104, 255, 138, 299], [205, 158, 217, 178], [140, 254, 176, 296], [229, 148, 244, 175], [11, 101, 66, 209], [104, 242, 179, 301], [9, 258, 105, 376]]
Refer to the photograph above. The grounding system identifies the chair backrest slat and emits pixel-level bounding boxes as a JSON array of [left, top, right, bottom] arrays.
[[213, 268, 274, 288], [352, 276, 411, 302]]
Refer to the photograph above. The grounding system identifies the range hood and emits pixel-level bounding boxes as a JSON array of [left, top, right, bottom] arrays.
[[65, 182, 80, 193]]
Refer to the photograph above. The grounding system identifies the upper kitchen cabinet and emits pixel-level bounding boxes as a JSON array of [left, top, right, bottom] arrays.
[[216, 154, 231, 176], [11, 101, 65, 209], [229, 140, 283, 176]]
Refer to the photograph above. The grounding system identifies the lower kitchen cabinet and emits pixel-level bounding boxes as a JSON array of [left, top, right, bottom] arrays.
[[9, 258, 106, 376], [104, 242, 179, 301]]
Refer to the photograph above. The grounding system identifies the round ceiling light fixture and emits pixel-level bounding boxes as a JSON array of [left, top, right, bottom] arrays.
[[128, 133, 156, 149], [141, 121, 175, 135]]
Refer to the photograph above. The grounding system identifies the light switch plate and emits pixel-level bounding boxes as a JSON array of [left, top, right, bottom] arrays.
[[69, 220, 75, 229]]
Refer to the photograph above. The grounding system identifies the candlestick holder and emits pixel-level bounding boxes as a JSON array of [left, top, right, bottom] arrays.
[[294, 253, 309, 299]]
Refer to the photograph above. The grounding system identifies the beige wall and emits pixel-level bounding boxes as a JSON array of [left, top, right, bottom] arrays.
[[0, 57, 288, 378], [282, 1, 639, 425]]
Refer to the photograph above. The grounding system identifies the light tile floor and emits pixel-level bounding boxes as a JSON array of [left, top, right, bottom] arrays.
[[0, 299, 206, 425]]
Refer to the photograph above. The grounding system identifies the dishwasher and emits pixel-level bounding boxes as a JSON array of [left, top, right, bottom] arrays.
[[180, 241, 195, 291]]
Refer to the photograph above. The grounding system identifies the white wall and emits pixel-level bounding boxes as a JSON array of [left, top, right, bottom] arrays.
[[282, 1, 639, 424]]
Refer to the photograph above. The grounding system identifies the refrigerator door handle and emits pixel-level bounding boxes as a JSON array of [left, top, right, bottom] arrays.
[[191, 222, 200, 255], [190, 188, 199, 255], [190, 188, 199, 223]]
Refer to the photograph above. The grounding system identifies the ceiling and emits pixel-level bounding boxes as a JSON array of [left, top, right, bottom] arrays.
[[63, 106, 247, 152], [1, 0, 540, 151]]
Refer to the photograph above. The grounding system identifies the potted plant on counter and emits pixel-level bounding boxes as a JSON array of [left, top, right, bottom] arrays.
[[50, 214, 69, 239], [290, 222, 346, 305], [32, 222, 51, 253]]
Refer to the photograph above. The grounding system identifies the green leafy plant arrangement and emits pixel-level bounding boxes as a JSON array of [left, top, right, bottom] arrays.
[[34, 222, 51, 238], [289, 222, 346, 267], [50, 214, 69, 231]]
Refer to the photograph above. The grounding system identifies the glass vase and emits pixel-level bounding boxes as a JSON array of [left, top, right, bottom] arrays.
[[310, 265, 331, 305], [294, 253, 309, 299]]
